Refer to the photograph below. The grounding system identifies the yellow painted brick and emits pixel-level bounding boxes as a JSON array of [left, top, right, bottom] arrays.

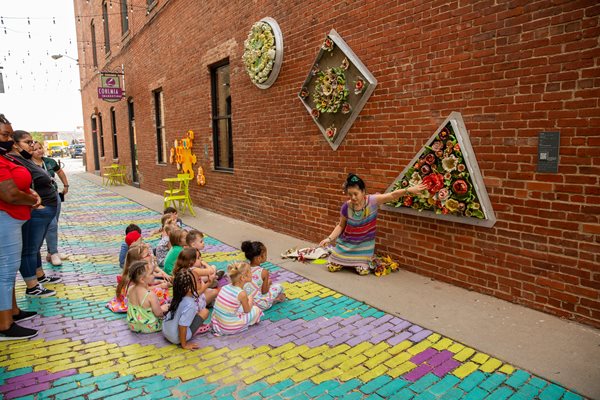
[[338, 365, 368, 382], [90, 353, 122, 364], [428, 333, 442, 342], [480, 358, 503, 373], [432, 338, 453, 351], [364, 352, 393, 369], [50, 361, 88, 373], [320, 354, 349, 370], [407, 340, 433, 355], [253, 346, 272, 356], [291, 366, 322, 382], [241, 354, 271, 370], [266, 367, 299, 384], [273, 356, 303, 371], [453, 347, 476, 362], [388, 361, 417, 378], [200, 356, 227, 368], [138, 367, 166, 379], [301, 345, 329, 359], [153, 355, 186, 369], [323, 344, 350, 358], [332, 293, 342, 299], [169, 357, 202, 371], [165, 366, 195, 380], [206, 368, 233, 383], [471, 352, 490, 364], [359, 364, 389, 382], [312, 368, 343, 384], [339, 354, 367, 371], [93, 366, 119, 377], [243, 367, 276, 384], [129, 354, 162, 367], [79, 361, 115, 374], [121, 362, 155, 377], [268, 342, 295, 357], [452, 362, 479, 379], [448, 343, 465, 354], [346, 342, 373, 357], [499, 364, 515, 375], [254, 356, 282, 372], [201, 347, 229, 360], [384, 352, 412, 369], [281, 345, 310, 360], [72, 341, 107, 352], [364, 342, 391, 358], [213, 357, 243, 372], [222, 369, 252, 384], [229, 346, 254, 358], [297, 355, 326, 370]]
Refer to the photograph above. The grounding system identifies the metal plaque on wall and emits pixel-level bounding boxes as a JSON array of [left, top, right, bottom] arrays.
[[537, 131, 560, 173]]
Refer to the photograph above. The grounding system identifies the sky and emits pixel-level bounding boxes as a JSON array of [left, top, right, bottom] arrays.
[[0, 0, 83, 131]]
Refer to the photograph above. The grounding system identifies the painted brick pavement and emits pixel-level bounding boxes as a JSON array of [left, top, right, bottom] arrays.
[[0, 176, 586, 399]]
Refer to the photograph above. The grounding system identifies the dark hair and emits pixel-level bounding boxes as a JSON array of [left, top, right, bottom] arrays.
[[164, 207, 177, 214], [167, 269, 198, 320], [186, 229, 204, 246], [343, 173, 366, 193], [241, 240, 266, 262], [11, 130, 31, 142], [0, 114, 10, 125], [125, 224, 141, 235], [172, 247, 198, 277], [128, 260, 149, 284]]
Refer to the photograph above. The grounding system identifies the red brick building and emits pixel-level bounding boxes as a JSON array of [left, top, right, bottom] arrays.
[[74, 0, 600, 327]]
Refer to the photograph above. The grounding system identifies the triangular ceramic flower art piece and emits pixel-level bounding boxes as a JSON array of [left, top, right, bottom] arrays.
[[382, 112, 496, 228], [298, 30, 377, 150]]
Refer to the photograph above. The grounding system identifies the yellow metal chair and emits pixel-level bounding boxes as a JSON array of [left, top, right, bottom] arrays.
[[102, 164, 118, 186], [164, 176, 195, 216], [112, 164, 127, 185], [163, 173, 189, 197]]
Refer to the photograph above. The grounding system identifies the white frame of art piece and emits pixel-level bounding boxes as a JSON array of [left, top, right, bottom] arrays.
[[247, 17, 284, 90], [381, 112, 497, 228], [298, 29, 377, 150]]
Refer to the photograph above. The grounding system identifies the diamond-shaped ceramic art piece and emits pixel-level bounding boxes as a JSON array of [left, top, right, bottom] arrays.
[[382, 112, 496, 228], [298, 30, 377, 150]]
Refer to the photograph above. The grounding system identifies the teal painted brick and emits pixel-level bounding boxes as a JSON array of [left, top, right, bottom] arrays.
[[214, 385, 237, 397], [376, 378, 410, 397], [408, 373, 440, 394], [563, 392, 584, 400], [513, 383, 540, 400], [428, 375, 460, 396], [261, 379, 295, 397], [13, 396, 35, 400], [96, 375, 134, 391], [281, 381, 315, 397], [0, 367, 33, 380], [173, 378, 207, 393], [305, 380, 339, 397], [87, 384, 128, 400], [539, 383, 566, 400], [458, 371, 487, 392], [291, 394, 312, 400], [187, 383, 219, 396], [268, 395, 284, 400], [243, 397, 262, 400], [389, 389, 416, 400], [103, 388, 143, 400], [372, 311, 387, 318], [216, 396, 235, 400], [364, 395, 385, 400], [463, 387, 488, 400], [143, 379, 180, 393], [127, 376, 167, 388], [144, 389, 173, 400], [238, 381, 269, 397], [80, 371, 118, 387], [480, 373, 508, 392], [330, 379, 363, 397], [339, 394, 363, 400], [413, 392, 436, 400], [314, 395, 334, 400], [527, 377, 548, 390], [439, 387, 464, 400], [360, 375, 393, 394], [55, 385, 96, 400], [505, 370, 530, 389], [487, 387, 514, 400], [37, 382, 78, 399]]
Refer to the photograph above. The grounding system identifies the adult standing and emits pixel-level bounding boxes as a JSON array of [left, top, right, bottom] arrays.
[[319, 173, 427, 275], [8, 130, 62, 297], [0, 114, 40, 340], [31, 142, 69, 266]]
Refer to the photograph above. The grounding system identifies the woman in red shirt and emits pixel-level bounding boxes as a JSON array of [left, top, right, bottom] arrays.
[[0, 114, 41, 340]]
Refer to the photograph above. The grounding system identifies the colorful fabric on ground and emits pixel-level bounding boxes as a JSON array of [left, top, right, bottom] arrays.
[[329, 195, 378, 270], [212, 284, 263, 336], [245, 266, 284, 310], [127, 290, 162, 333]]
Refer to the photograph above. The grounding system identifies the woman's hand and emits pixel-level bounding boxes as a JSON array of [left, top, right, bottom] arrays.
[[30, 189, 42, 208], [319, 237, 333, 247], [62, 186, 69, 195], [407, 183, 428, 195]]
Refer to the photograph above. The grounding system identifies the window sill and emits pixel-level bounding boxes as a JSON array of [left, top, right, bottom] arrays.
[[213, 167, 234, 174], [147, 0, 158, 14], [156, 162, 167, 166], [121, 30, 131, 44], [104, 50, 112, 59]]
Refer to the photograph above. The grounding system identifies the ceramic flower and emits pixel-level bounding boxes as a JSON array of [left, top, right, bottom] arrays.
[[442, 155, 458, 172], [354, 77, 365, 95], [325, 125, 337, 140], [242, 21, 277, 84], [341, 103, 352, 114], [340, 57, 350, 70], [322, 37, 334, 51], [452, 179, 469, 195], [300, 87, 309, 98], [312, 67, 349, 114], [311, 108, 319, 118]]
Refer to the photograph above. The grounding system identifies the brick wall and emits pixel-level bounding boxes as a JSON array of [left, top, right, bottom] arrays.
[[75, 0, 600, 327]]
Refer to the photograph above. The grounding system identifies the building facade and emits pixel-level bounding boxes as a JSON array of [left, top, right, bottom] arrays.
[[74, 0, 600, 327]]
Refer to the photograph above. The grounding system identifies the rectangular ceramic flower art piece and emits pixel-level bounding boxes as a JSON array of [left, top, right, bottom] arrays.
[[298, 29, 377, 151], [382, 112, 497, 228]]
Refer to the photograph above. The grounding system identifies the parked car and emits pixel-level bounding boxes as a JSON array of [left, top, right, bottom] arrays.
[[51, 146, 68, 157], [71, 144, 85, 158]]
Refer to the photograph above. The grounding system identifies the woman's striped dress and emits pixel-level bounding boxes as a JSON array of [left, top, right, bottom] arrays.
[[211, 284, 263, 336], [328, 195, 379, 271]]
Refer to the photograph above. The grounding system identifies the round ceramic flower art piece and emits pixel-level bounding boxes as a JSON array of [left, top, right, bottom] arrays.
[[242, 17, 284, 89]]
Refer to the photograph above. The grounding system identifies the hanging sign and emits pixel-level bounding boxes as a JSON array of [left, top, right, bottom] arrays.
[[97, 74, 123, 102]]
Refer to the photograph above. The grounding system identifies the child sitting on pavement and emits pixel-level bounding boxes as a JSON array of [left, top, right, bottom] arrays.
[[242, 241, 285, 310], [172, 248, 220, 307], [119, 224, 142, 268], [212, 262, 263, 336], [162, 269, 210, 350], [186, 230, 224, 286], [155, 215, 178, 267], [126, 260, 169, 333], [163, 229, 187, 275]]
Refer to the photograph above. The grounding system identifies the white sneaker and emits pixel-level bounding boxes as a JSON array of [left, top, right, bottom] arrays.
[[50, 253, 62, 266], [59, 253, 70, 260]]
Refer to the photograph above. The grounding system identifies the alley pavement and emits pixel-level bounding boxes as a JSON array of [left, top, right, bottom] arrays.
[[0, 172, 593, 400]]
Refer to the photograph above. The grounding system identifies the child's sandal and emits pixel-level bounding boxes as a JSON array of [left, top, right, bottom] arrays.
[[195, 324, 211, 335]]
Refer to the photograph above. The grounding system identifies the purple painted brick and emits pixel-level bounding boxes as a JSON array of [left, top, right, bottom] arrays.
[[318, 324, 339, 335], [428, 350, 454, 368], [347, 333, 373, 346], [386, 330, 413, 346], [5, 370, 48, 385], [37, 369, 77, 384], [5, 382, 51, 400], [369, 330, 395, 344], [294, 332, 322, 345], [410, 348, 438, 364], [433, 359, 461, 377], [409, 330, 433, 343], [403, 364, 432, 382], [339, 314, 363, 326], [408, 325, 423, 333], [371, 322, 395, 335]]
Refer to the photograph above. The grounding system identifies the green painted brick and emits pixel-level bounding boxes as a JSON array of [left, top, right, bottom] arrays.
[[505, 370, 530, 389], [291, 393, 312, 400], [376, 378, 410, 397], [439, 388, 464, 400], [314, 395, 334, 400], [0, 367, 33, 380], [96, 375, 134, 391], [238, 381, 269, 397], [409, 373, 440, 394], [261, 379, 295, 397], [329, 379, 363, 397], [55, 385, 96, 400], [360, 375, 393, 394], [539, 384, 566, 400], [487, 387, 514, 400], [144, 389, 173, 400], [458, 371, 487, 392], [13, 395, 35, 400], [480, 373, 507, 392], [51, 372, 93, 387], [389, 388, 415, 400], [305, 380, 340, 397], [428, 375, 460, 396], [103, 388, 143, 400], [281, 381, 315, 397], [87, 384, 128, 400], [463, 387, 488, 400]]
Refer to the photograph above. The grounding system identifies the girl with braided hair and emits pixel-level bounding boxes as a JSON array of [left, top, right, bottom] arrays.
[[211, 262, 263, 336], [162, 269, 210, 350]]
